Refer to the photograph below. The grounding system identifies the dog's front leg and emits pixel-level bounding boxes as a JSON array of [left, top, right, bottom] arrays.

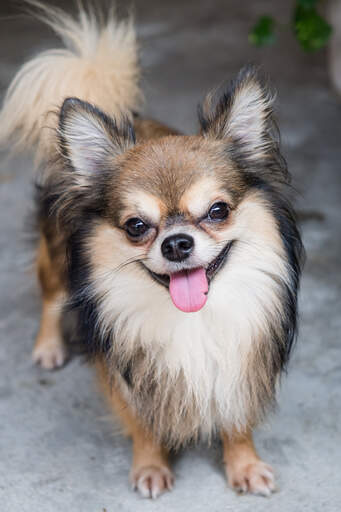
[[222, 429, 276, 496], [96, 359, 174, 499], [129, 422, 174, 499]]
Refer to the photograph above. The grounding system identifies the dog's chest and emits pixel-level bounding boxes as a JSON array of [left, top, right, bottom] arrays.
[[115, 302, 252, 446], [101, 267, 277, 445]]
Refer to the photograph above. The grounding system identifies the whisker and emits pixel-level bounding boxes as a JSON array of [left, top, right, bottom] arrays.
[[92, 256, 151, 302], [95, 255, 149, 276], [113, 255, 150, 275]]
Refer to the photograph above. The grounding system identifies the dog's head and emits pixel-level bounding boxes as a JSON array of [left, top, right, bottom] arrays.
[[51, 67, 301, 321]]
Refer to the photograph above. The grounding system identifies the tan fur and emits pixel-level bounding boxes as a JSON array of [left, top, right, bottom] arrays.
[[134, 118, 179, 141], [222, 429, 275, 496], [179, 175, 234, 218], [0, 1, 142, 163], [33, 236, 67, 369], [105, 135, 245, 225], [119, 190, 164, 227], [36, 235, 64, 299], [96, 359, 173, 499]]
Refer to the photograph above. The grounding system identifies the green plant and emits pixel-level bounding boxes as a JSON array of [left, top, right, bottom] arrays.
[[249, 0, 332, 52]]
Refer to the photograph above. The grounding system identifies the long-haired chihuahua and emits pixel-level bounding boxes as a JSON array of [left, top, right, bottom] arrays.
[[0, 1, 303, 499]]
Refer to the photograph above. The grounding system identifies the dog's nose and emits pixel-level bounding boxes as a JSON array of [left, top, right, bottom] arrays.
[[161, 233, 194, 262]]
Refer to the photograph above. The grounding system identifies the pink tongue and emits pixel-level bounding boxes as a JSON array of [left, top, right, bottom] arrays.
[[169, 267, 208, 313]]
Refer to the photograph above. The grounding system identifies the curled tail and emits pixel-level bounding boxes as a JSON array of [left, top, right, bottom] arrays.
[[0, 1, 142, 163]]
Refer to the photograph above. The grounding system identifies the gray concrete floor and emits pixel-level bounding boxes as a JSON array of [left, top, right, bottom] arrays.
[[0, 1, 340, 511]]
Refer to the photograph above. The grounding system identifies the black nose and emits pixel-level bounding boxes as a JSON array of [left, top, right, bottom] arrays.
[[161, 233, 194, 262]]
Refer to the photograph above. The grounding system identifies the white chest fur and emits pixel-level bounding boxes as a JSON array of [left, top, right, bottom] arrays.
[[92, 235, 287, 443]]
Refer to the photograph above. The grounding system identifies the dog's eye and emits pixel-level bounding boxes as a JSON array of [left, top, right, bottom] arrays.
[[125, 218, 149, 238], [207, 202, 229, 221]]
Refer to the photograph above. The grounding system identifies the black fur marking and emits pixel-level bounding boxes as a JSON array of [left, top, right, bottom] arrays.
[[64, 220, 137, 388], [246, 180, 303, 369], [47, 217, 133, 387], [271, 196, 304, 365], [121, 361, 134, 388], [35, 173, 113, 357], [65, 221, 113, 357]]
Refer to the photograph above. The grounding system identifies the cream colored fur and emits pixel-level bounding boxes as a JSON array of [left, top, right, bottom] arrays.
[[86, 191, 289, 444], [0, 1, 142, 163]]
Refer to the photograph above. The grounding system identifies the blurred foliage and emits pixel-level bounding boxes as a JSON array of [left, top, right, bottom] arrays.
[[294, 0, 332, 51], [249, 16, 276, 47], [249, 0, 332, 52]]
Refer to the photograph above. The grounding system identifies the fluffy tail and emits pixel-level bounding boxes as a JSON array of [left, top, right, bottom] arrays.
[[0, 1, 142, 163]]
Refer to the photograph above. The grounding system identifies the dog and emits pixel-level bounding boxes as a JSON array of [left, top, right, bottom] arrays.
[[0, 1, 303, 499]]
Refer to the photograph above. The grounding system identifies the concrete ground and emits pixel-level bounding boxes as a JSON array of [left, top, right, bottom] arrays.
[[0, 1, 340, 511]]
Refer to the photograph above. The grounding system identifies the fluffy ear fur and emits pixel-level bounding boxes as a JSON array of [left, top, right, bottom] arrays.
[[59, 97, 135, 185], [198, 66, 277, 165], [35, 99, 135, 229]]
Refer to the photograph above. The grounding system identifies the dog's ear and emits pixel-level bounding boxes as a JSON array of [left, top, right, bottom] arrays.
[[198, 67, 275, 163], [59, 98, 135, 185]]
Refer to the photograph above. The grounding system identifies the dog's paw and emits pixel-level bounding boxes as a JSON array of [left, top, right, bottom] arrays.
[[131, 465, 174, 499], [227, 460, 276, 497], [32, 338, 67, 370]]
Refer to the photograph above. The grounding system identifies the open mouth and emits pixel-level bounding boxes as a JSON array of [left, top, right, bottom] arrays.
[[142, 241, 234, 312]]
